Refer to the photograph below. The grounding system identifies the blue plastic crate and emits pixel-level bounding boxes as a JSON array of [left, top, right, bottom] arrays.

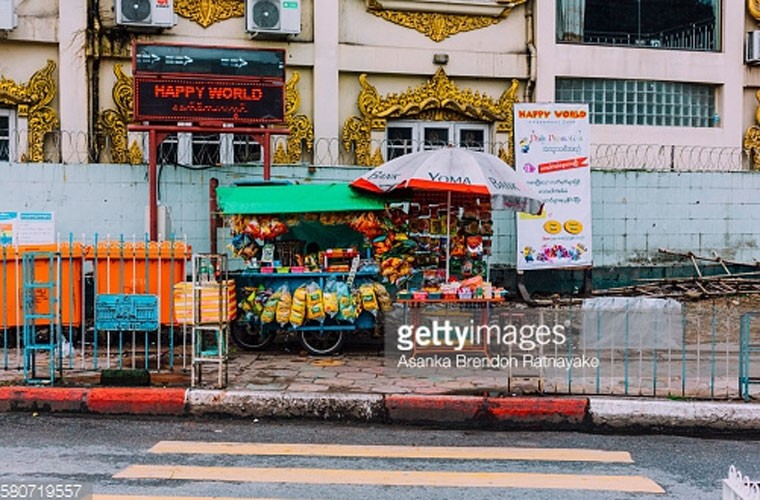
[[95, 294, 159, 331]]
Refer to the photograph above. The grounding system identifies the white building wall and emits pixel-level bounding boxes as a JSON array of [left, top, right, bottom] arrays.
[[535, 1, 746, 149]]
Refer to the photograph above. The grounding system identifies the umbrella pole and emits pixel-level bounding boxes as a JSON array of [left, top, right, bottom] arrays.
[[446, 190, 451, 282]]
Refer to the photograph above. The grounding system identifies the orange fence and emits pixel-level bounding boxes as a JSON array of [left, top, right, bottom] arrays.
[[0, 240, 191, 327]]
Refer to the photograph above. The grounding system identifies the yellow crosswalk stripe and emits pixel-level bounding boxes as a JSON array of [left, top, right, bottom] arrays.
[[93, 496, 296, 500], [149, 441, 634, 463], [114, 464, 665, 494]]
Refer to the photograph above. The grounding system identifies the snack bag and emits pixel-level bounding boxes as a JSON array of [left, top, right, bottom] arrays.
[[336, 281, 357, 322], [275, 285, 292, 326], [260, 292, 279, 324], [323, 279, 340, 318], [306, 281, 326, 322], [359, 283, 379, 315], [290, 284, 308, 327], [372, 282, 394, 313]]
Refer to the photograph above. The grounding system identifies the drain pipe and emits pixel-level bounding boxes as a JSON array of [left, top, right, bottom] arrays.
[[209, 178, 220, 254], [524, 0, 537, 102]]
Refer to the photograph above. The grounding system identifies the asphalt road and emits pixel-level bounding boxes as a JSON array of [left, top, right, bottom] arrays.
[[0, 413, 757, 500]]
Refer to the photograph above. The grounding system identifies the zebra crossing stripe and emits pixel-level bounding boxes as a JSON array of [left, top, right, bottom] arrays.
[[114, 464, 665, 493], [149, 441, 634, 463]]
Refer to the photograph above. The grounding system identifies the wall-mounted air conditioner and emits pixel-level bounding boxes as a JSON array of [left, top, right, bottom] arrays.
[[0, 0, 18, 31], [747, 30, 760, 65], [116, 0, 175, 29], [246, 0, 301, 35]]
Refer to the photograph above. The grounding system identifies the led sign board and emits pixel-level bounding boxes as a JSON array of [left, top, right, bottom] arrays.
[[133, 77, 285, 123], [133, 43, 285, 79]]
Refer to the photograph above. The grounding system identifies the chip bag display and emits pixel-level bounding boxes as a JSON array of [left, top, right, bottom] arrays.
[[261, 293, 279, 324], [275, 285, 292, 326], [290, 284, 308, 327], [372, 282, 394, 313], [359, 283, 379, 315], [306, 281, 326, 322], [336, 281, 357, 322], [324, 279, 339, 318]]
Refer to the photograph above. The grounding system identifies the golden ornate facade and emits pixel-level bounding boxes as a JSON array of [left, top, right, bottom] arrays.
[[366, 0, 526, 41], [743, 91, 760, 170], [342, 68, 519, 166], [749, 0, 760, 21], [0, 61, 59, 163], [273, 72, 315, 164], [96, 64, 140, 164], [174, 0, 245, 28]]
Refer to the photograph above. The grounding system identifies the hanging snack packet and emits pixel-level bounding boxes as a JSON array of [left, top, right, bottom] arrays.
[[336, 281, 357, 322], [260, 291, 280, 324], [290, 284, 308, 327], [306, 281, 326, 322], [372, 282, 394, 312], [275, 285, 292, 326], [323, 279, 340, 318], [359, 283, 379, 316]]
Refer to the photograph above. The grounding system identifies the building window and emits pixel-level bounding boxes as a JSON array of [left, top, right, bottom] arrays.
[[156, 132, 261, 165], [556, 0, 720, 52], [556, 78, 717, 128], [385, 122, 489, 160], [0, 109, 14, 162]]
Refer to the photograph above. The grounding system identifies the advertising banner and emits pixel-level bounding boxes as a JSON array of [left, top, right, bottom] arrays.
[[0, 211, 55, 245], [514, 103, 592, 270]]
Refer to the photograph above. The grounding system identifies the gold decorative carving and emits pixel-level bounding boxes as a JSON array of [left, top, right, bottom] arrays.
[[175, 0, 244, 28], [749, 0, 760, 22], [366, 0, 525, 42], [342, 69, 520, 166], [0, 60, 60, 162], [744, 90, 760, 170], [96, 64, 141, 164], [273, 72, 314, 164]]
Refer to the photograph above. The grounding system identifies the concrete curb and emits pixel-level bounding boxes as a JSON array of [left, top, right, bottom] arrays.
[[0, 387, 758, 432], [0, 387, 186, 415], [589, 397, 760, 432], [186, 390, 385, 421], [385, 395, 589, 428]]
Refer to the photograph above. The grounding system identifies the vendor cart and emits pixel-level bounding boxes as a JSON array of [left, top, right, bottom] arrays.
[[216, 182, 395, 355]]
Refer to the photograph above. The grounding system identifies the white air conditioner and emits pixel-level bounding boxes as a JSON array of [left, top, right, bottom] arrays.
[[747, 30, 760, 65], [246, 0, 301, 35], [116, 0, 175, 29], [0, 0, 18, 31]]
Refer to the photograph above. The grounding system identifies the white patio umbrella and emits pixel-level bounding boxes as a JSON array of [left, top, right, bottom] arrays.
[[350, 147, 544, 280]]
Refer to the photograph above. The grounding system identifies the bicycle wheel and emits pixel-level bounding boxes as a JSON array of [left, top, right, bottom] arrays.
[[231, 320, 276, 350], [298, 329, 345, 355]]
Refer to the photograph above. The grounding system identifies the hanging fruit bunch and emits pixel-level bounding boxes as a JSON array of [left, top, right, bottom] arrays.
[[241, 215, 288, 240], [373, 232, 416, 285], [348, 212, 384, 239]]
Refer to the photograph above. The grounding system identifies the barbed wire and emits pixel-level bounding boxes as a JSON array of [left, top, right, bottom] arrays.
[[1, 129, 752, 172]]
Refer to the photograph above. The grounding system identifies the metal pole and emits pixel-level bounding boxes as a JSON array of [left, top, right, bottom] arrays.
[[263, 131, 271, 181], [445, 190, 451, 282], [148, 129, 158, 240]]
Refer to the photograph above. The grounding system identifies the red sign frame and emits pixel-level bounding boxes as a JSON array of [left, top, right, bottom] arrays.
[[133, 76, 285, 124]]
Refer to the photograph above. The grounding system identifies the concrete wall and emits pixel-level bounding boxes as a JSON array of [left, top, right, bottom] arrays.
[[2, 163, 760, 271]]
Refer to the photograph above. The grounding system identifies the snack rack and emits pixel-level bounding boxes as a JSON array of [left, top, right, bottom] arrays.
[[190, 253, 231, 388]]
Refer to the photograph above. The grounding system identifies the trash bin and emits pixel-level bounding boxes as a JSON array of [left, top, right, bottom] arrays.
[[0, 243, 85, 327]]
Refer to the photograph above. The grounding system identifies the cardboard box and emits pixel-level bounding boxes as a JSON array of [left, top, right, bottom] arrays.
[[173, 280, 236, 324]]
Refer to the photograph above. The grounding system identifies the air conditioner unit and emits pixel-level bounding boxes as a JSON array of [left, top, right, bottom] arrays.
[[0, 0, 18, 31], [246, 0, 301, 35], [747, 30, 760, 65], [116, 0, 175, 29]]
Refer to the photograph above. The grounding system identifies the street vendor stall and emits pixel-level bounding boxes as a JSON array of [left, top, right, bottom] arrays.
[[350, 147, 544, 302], [216, 182, 397, 355]]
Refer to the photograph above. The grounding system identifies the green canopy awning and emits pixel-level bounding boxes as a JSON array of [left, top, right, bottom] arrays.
[[216, 183, 388, 215]]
